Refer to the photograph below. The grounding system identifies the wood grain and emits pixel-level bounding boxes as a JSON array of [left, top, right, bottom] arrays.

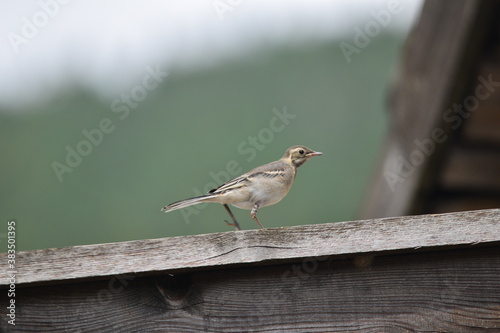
[[2, 246, 499, 332], [1, 208, 499, 287]]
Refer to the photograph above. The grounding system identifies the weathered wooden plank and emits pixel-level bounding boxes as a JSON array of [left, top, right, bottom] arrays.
[[2, 246, 499, 332], [1, 209, 499, 287]]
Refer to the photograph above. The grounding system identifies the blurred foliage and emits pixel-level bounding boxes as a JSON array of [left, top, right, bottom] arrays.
[[1, 35, 404, 251]]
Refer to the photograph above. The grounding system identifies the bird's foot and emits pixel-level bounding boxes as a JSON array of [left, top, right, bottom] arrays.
[[224, 220, 241, 231]]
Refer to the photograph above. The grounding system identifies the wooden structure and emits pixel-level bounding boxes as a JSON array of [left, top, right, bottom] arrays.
[[1, 209, 500, 331], [362, 0, 500, 218]]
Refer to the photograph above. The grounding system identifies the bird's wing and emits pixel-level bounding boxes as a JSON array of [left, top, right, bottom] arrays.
[[245, 160, 291, 180], [208, 175, 250, 195], [208, 160, 290, 195]]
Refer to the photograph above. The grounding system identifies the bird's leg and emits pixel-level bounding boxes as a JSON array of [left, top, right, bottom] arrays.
[[222, 204, 241, 231], [250, 201, 265, 229]]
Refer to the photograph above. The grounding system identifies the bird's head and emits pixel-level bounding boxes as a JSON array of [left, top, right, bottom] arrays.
[[283, 145, 323, 168]]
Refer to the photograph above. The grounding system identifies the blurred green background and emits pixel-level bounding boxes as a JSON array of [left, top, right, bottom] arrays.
[[1, 35, 407, 251], [1, 0, 424, 251]]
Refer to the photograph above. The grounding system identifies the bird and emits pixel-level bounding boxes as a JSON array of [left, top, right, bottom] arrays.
[[161, 145, 323, 230]]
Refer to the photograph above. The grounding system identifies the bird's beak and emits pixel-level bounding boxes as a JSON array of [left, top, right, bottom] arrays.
[[307, 151, 323, 157]]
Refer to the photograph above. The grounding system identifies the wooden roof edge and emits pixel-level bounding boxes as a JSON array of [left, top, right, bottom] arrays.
[[1, 208, 499, 287]]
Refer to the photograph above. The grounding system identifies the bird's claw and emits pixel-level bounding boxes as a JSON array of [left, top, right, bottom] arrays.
[[224, 220, 241, 231]]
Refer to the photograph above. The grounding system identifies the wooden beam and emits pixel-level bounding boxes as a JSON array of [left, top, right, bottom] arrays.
[[462, 62, 500, 144], [1, 208, 499, 287], [463, 100, 500, 144], [3, 240, 500, 331], [430, 196, 500, 214], [440, 146, 500, 191]]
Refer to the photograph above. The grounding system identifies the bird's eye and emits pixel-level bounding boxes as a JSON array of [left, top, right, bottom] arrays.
[[299, 149, 304, 155]]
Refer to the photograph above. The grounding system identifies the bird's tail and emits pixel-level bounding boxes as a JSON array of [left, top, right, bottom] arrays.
[[161, 194, 219, 212]]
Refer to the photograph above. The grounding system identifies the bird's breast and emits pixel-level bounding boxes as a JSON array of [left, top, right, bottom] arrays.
[[237, 174, 293, 209]]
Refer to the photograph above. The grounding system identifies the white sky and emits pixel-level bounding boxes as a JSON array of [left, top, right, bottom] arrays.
[[0, 0, 424, 110]]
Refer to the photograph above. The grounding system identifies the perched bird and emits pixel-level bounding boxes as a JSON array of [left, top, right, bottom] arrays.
[[161, 145, 323, 230]]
